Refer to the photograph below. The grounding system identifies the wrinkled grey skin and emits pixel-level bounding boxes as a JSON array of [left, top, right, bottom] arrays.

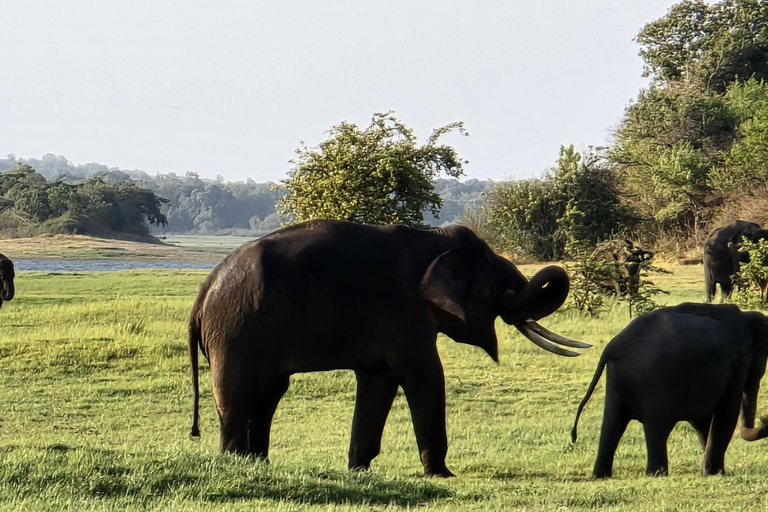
[[188, 220, 587, 477], [0, 253, 15, 308], [704, 220, 768, 302], [572, 303, 768, 478]]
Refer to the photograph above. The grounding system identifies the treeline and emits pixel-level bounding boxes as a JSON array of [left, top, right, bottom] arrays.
[[0, 164, 168, 238], [0, 155, 491, 237], [470, 0, 768, 260]]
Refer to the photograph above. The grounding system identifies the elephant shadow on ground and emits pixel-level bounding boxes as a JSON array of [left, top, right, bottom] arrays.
[[201, 468, 453, 506], [16, 445, 453, 506]]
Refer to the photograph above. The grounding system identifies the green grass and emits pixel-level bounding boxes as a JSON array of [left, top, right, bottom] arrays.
[[2, 265, 768, 510]]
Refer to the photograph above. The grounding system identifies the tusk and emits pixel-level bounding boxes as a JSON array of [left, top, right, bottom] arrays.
[[525, 320, 592, 349], [516, 324, 581, 357]]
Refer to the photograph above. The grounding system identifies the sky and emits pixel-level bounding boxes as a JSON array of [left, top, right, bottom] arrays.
[[0, 1, 682, 183]]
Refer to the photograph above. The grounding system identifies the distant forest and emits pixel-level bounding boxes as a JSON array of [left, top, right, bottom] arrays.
[[0, 154, 492, 236]]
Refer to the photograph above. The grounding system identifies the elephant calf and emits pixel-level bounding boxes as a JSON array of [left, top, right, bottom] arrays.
[[572, 303, 768, 477]]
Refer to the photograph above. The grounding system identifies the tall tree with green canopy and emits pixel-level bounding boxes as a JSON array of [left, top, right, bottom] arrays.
[[637, 0, 768, 92], [612, 0, 768, 243], [278, 112, 467, 227]]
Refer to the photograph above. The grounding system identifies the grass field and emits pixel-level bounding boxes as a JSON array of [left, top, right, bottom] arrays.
[[2, 262, 768, 511]]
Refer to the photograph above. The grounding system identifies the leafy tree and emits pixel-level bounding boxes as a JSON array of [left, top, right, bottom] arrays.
[[0, 165, 168, 238], [482, 146, 634, 260], [278, 112, 467, 227], [637, 0, 768, 92], [612, 0, 768, 245]]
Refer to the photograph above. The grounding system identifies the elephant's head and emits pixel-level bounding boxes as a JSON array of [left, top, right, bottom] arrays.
[[741, 225, 768, 244], [740, 311, 768, 442], [0, 253, 14, 308], [420, 227, 589, 361]]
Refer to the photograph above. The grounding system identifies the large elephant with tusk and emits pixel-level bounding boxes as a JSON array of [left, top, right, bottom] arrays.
[[187, 220, 588, 476]]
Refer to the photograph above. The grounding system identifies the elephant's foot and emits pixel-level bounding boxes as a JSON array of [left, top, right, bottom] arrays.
[[701, 460, 725, 476], [592, 470, 612, 479], [348, 461, 371, 472], [645, 467, 669, 477], [419, 448, 454, 477], [424, 466, 455, 478]]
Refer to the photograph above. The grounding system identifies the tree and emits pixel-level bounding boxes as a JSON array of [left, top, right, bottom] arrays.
[[482, 146, 634, 260], [612, 0, 768, 244], [278, 112, 467, 227], [637, 0, 768, 92]]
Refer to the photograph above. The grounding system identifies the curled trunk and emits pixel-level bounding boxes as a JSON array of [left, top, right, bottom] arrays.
[[500, 266, 590, 357]]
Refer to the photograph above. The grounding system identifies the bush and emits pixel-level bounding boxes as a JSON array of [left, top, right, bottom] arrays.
[[566, 240, 668, 317]]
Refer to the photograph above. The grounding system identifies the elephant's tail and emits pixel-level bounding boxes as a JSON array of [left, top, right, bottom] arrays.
[[571, 351, 610, 443], [188, 310, 202, 441]]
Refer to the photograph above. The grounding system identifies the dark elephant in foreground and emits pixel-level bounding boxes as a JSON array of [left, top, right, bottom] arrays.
[[0, 253, 14, 307], [188, 220, 589, 476], [704, 220, 768, 302], [572, 303, 768, 477]]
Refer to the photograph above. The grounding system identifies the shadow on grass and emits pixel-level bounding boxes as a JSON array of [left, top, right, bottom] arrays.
[[201, 469, 452, 506], [0, 446, 453, 507]]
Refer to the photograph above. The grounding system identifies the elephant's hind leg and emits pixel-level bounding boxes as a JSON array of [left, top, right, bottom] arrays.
[[688, 415, 712, 451], [212, 350, 255, 455], [702, 389, 741, 475], [218, 407, 249, 455], [247, 374, 290, 461], [643, 420, 675, 476], [593, 393, 631, 478], [348, 369, 399, 471]]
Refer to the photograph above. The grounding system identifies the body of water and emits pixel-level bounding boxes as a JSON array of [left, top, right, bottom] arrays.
[[14, 259, 218, 272]]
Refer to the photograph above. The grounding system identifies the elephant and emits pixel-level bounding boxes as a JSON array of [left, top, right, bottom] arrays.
[[0, 252, 14, 308], [187, 219, 589, 477], [704, 220, 768, 302], [591, 240, 654, 297], [571, 303, 768, 478]]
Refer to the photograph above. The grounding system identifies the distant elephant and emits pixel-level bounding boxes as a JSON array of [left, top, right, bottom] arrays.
[[188, 220, 589, 476], [571, 303, 768, 477], [0, 253, 14, 307], [591, 240, 654, 297], [704, 220, 768, 302]]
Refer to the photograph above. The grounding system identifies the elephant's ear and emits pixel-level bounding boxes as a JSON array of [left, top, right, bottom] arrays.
[[420, 250, 468, 322]]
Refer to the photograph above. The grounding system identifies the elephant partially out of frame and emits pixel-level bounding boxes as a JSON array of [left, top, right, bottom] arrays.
[[188, 220, 589, 476], [572, 303, 768, 477], [0, 252, 14, 308]]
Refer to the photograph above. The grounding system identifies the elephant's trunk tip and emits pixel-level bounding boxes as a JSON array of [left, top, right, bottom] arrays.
[[571, 427, 578, 444], [189, 426, 200, 441]]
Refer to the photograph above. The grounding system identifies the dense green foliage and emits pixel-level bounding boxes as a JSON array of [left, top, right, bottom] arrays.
[[278, 112, 467, 227], [2, 263, 768, 510], [480, 146, 633, 260], [611, 0, 768, 245], [732, 238, 768, 305], [473, 0, 768, 259], [0, 164, 168, 238], [566, 241, 667, 318]]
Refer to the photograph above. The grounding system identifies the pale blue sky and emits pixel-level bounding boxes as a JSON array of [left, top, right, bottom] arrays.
[[1, 1, 680, 182]]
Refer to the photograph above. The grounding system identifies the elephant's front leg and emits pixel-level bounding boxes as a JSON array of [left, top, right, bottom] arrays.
[[348, 369, 399, 471], [397, 356, 453, 477]]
